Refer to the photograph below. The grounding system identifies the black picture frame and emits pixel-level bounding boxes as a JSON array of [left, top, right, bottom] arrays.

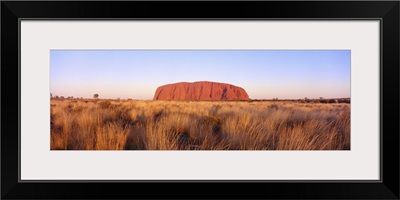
[[2, 1, 399, 199]]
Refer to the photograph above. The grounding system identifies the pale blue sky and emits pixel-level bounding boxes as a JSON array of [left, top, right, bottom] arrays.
[[50, 50, 350, 100]]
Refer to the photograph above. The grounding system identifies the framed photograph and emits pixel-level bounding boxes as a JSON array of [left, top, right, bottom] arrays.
[[2, 1, 399, 199]]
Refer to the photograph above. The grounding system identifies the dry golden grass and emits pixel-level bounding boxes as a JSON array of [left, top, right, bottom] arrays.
[[50, 99, 350, 150]]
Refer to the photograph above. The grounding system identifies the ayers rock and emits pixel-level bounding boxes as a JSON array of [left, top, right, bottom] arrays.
[[153, 81, 249, 101]]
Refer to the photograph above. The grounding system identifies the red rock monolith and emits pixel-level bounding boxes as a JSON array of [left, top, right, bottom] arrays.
[[153, 81, 249, 101]]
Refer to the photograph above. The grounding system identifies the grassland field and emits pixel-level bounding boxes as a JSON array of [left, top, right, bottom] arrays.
[[50, 99, 350, 150]]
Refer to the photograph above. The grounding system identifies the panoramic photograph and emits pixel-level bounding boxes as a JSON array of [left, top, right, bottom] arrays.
[[50, 50, 350, 150]]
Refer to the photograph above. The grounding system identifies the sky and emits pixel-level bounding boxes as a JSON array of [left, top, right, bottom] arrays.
[[50, 50, 350, 100]]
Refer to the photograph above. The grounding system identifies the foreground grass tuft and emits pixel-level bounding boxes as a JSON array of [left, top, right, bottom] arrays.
[[51, 99, 350, 150]]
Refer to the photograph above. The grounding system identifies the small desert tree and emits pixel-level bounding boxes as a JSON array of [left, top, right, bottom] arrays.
[[93, 94, 99, 99]]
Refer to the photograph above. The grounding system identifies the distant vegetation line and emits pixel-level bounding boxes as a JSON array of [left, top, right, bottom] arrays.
[[50, 96, 350, 104], [50, 99, 350, 150]]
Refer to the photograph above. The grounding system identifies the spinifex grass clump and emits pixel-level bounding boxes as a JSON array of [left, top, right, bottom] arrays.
[[51, 99, 350, 150]]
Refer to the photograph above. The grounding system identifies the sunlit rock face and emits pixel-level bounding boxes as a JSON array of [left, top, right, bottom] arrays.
[[153, 81, 249, 101]]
